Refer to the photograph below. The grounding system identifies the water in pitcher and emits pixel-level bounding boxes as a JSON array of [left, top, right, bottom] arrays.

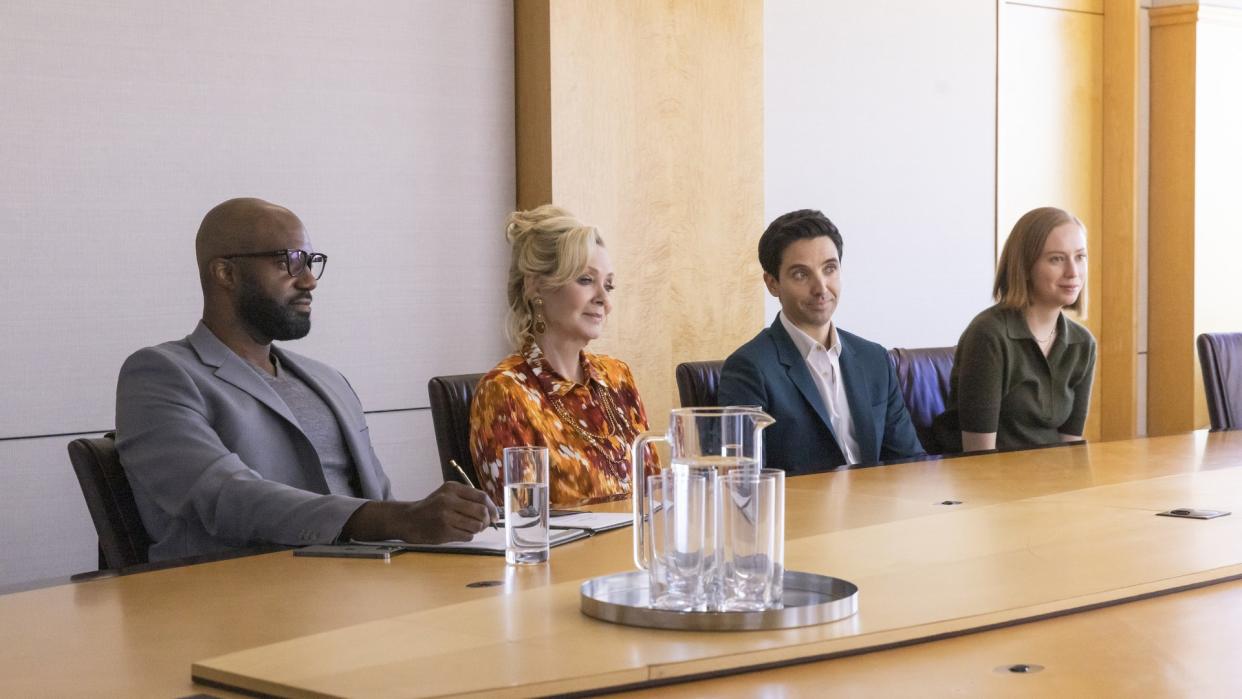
[[668, 455, 759, 475], [504, 482, 549, 564]]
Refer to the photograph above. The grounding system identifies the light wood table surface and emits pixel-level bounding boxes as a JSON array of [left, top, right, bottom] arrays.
[[618, 574, 1242, 698], [5, 431, 1242, 697]]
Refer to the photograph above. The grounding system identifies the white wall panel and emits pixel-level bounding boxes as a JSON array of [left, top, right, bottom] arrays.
[[763, 0, 997, 349], [366, 409, 442, 502], [0, 0, 514, 438], [0, 436, 101, 587], [0, 1, 513, 589]]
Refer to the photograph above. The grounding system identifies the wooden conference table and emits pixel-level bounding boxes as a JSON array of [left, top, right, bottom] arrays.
[[5, 431, 1242, 697]]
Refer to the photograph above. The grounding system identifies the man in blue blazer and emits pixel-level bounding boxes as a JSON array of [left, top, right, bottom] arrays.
[[719, 209, 923, 474], [116, 198, 495, 560]]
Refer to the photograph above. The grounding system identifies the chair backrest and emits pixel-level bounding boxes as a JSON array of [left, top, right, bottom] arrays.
[[427, 373, 487, 485], [675, 360, 724, 408], [1197, 332, 1242, 430], [887, 346, 956, 454], [67, 433, 151, 570]]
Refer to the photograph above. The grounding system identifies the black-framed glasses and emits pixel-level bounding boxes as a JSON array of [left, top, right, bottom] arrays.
[[220, 249, 328, 279]]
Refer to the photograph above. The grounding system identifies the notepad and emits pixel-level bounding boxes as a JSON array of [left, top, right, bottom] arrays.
[[547, 511, 633, 534], [350, 510, 633, 556]]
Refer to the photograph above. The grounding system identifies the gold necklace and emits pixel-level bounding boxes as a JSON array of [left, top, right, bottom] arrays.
[[548, 382, 630, 448]]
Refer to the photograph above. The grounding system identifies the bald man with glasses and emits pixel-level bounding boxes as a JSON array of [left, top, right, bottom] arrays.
[[115, 197, 495, 561]]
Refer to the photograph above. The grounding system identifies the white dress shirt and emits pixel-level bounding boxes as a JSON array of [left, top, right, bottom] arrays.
[[779, 312, 861, 465]]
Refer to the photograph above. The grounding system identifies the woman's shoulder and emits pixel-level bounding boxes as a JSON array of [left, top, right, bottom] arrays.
[[477, 353, 536, 390], [585, 352, 636, 383], [959, 304, 1013, 340], [1063, 315, 1096, 348], [472, 354, 547, 418], [971, 303, 1014, 326]]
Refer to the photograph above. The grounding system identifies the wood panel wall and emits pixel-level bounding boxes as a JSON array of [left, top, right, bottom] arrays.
[[1101, 0, 1141, 441], [515, 0, 1151, 442], [1148, 4, 1200, 435], [998, 0, 1145, 442], [998, 0, 1105, 441], [514, 0, 765, 424], [1148, 3, 1242, 435]]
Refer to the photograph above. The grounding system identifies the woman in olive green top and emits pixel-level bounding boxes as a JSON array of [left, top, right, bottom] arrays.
[[933, 207, 1097, 453]]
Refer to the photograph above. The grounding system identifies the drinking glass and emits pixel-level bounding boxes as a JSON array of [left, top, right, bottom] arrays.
[[503, 446, 549, 565], [646, 471, 710, 611], [719, 468, 785, 610]]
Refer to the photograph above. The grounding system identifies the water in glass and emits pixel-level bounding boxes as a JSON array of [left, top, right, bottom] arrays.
[[504, 481, 549, 565]]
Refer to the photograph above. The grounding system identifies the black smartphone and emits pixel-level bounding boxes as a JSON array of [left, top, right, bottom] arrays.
[[294, 544, 406, 560], [1156, 508, 1231, 520]]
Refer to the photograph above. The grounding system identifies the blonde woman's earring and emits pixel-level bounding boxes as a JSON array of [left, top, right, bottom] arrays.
[[532, 297, 547, 335]]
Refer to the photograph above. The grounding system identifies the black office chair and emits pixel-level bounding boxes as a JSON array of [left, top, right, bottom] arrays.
[[67, 433, 151, 570], [1197, 332, 1242, 430], [887, 346, 956, 454], [427, 373, 487, 486], [675, 360, 724, 408]]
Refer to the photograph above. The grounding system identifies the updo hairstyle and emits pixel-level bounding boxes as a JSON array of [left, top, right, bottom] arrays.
[[504, 205, 606, 349]]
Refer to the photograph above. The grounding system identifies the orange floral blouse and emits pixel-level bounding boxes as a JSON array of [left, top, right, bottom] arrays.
[[469, 343, 658, 507]]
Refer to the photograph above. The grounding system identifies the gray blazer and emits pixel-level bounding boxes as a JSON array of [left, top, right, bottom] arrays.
[[115, 322, 392, 561]]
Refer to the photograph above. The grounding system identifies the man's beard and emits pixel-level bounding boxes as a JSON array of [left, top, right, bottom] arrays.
[[236, 275, 311, 342]]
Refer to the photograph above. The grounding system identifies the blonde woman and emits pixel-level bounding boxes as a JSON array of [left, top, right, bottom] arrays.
[[469, 205, 655, 506], [932, 206, 1097, 453]]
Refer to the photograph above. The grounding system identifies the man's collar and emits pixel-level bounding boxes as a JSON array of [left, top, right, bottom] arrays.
[[778, 311, 839, 360], [188, 320, 235, 368], [190, 320, 282, 373]]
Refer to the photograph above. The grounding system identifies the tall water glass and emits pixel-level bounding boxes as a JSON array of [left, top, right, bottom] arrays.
[[719, 468, 785, 611], [503, 446, 549, 565], [647, 472, 710, 611]]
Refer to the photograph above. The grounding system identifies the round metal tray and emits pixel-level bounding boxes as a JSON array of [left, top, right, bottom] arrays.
[[580, 570, 858, 631]]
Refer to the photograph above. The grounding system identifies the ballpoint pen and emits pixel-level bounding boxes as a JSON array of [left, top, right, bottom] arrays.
[[448, 459, 475, 488], [450, 459, 504, 526]]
